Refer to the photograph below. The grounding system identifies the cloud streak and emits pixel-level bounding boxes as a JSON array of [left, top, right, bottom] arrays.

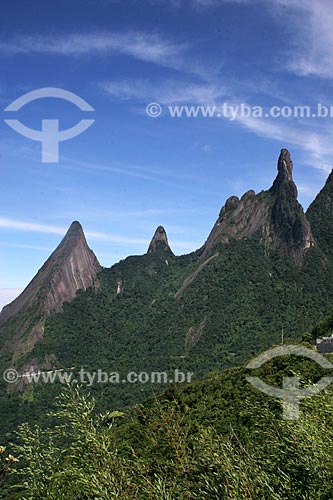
[[0, 289, 23, 312], [0, 30, 218, 79], [0, 217, 201, 253], [234, 111, 333, 173], [190, 0, 333, 80], [101, 78, 226, 104], [285, 1, 333, 80], [0, 216, 148, 245], [0, 31, 185, 67]]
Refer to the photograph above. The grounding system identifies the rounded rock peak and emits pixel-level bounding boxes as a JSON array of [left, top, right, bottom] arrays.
[[278, 148, 293, 180], [241, 189, 256, 200], [147, 226, 171, 254], [280, 148, 291, 158], [69, 220, 83, 232], [270, 148, 296, 194], [225, 196, 240, 210], [155, 225, 167, 235], [65, 221, 85, 241]]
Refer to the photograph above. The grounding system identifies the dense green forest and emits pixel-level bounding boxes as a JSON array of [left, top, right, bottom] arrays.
[[2, 317, 333, 499], [1, 157, 333, 498], [1, 236, 333, 443]]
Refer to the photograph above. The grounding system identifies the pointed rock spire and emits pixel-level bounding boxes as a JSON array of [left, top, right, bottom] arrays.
[[65, 220, 85, 238], [269, 149, 314, 259], [200, 149, 314, 263], [147, 226, 172, 254], [270, 149, 297, 196], [0, 221, 101, 325], [278, 148, 293, 181]]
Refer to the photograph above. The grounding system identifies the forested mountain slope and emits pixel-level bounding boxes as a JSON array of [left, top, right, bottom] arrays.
[[1, 149, 333, 440]]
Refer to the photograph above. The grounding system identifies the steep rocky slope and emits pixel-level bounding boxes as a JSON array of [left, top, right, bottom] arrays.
[[0, 221, 101, 360], [1, 149, 333, 435], [200, 149, 314, 263], [307, 170, 333, 256]]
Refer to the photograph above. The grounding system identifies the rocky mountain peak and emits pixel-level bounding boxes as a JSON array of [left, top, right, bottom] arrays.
[[53, 220, 87, 253], [225, 196, 240, 210], [278, 148, 293, 179], [270, 149, 296, 196], [241, 190, 256, 200], [0, 221, 101, 356], [66, 220, 84, 238], [268, 150, 314, 260], [147, 226, 172, 254], [200, 149, 314, 263]]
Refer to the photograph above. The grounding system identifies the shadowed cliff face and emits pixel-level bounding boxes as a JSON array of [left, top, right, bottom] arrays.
[[200, 189, 270, 257], [269, 149, 314, 262], [200, 149, 314, 263], [307, 170, 333, 256], [0, 222, 101, 360]]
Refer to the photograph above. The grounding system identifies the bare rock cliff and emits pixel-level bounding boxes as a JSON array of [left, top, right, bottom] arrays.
[[0, 222, 101, 362], [200, 149, 314, 263], [147, 226, 172, 254], [0, 221, 101, 324]]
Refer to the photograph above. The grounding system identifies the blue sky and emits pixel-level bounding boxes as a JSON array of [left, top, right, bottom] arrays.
[[1, 0, 333, 310]]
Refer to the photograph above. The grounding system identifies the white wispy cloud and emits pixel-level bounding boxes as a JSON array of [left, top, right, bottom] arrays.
[[298, 184, 321, 198], [189, 0, 333, 80], [284, 1, 333, 79], [0, 217, 201, 253], [0, 289, 23, 312], [1, 3, 327, 81], [0, 30, 219, 79], [5, 142, 219, 197], [101, 78, 226, 104], [53, 207, 199, 222], [0, 31, 185, 66], [101, 75, 333, 174], [233, 112, 333, 173], [0, 217, 148, 245], [0, 241, 53, 251]]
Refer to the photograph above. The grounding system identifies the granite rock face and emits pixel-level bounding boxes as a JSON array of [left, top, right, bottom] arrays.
[[307, 169, 333, 256], [200, 149, 314, 263], [147, 226, 172, 254], [0, 221, 101, 324], [0, 222, 101, 362], [269, 149, 314, 262], [2, 149, 332, 368]]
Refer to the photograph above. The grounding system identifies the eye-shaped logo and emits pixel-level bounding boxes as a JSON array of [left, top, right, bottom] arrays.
[[246, 345, 333, 420], [4, 87, 95, 163]]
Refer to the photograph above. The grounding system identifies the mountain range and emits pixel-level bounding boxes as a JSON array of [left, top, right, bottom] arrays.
[[0, 148, 333, 438]]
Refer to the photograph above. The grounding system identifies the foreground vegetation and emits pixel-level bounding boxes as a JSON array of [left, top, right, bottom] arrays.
[[2, 314, 333, 499], [2, 340, 333, 500]]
